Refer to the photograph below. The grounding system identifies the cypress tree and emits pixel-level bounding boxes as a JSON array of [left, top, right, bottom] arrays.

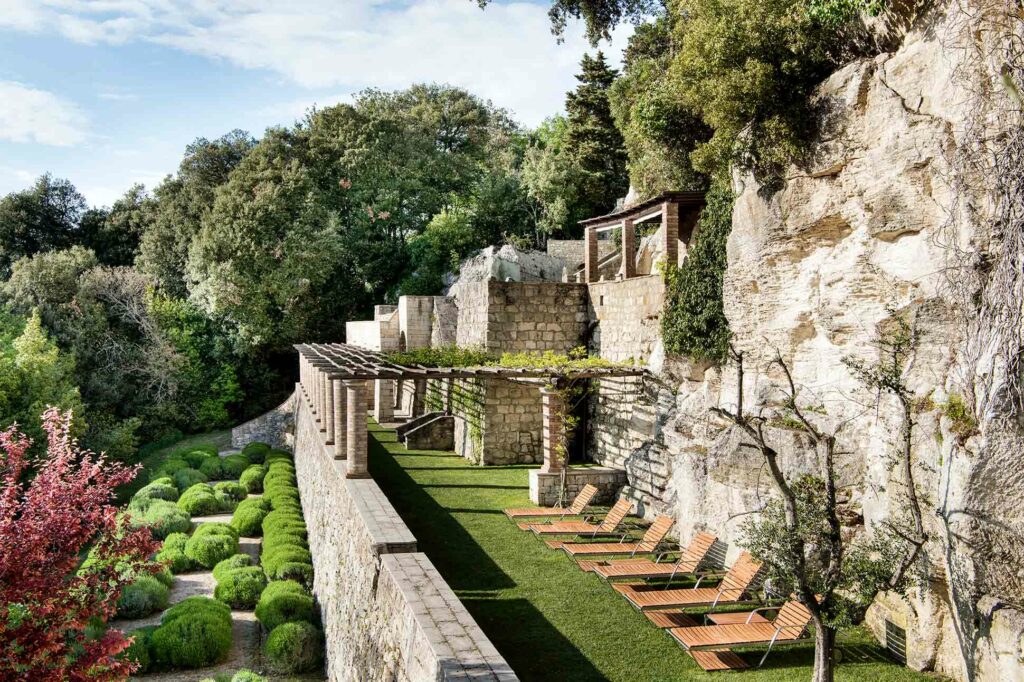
[[563, 51, 629, 224]]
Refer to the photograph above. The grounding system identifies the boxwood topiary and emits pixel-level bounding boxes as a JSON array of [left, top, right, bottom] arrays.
[[173, 468, 209, 492], [155, 457, 189, 478], [239, 465, 267, 493], [221, 454, 250, 478], [131, 499, 192, 539], [123, 625, 156, 673], [263, 621, 324, 674], [156, 532, 194, 573], [263, 547, 312, 580], [185, 529, 239, 569], [214, 566, 267, 608], [132, 477, 179, 503], [231, 498, 270, 537], [231, 672, 267, 682], [214, 481, 248, 502], [255, 580, 314, 630], [212, 553, 253, 581], [182, 450, 213, 469], [117, 575, 170, 619], [149, 597, 232, 669], [265, 449, 292, 462], [214, 490, 239, 513], [154, 564, 174, 587], [178, 483, 221, 516], [276, 562, 314, 586], [199, 457, 227, 480], [242, 441, 270, 464]]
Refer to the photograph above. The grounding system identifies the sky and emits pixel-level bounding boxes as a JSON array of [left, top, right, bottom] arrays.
[[0, 0, 632, 207]]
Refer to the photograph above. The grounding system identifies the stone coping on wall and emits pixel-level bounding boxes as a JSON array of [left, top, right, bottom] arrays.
[[292, 394, 518, 681], [381, 553, 518, 681]]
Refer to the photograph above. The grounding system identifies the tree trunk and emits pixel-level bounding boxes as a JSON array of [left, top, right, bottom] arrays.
[[812, 621, 837, 682]]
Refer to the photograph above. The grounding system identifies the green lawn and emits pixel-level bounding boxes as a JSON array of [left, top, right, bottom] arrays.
[[367, 422, 940, 682]]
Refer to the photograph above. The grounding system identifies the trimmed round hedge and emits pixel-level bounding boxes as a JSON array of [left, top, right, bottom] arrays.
[[263, 547, 312, 581], [231, 498, 270, 537], [221, 454, 250, 478], [157, 532, 195, 573], [254, 580, 314, 631], [184, 523, 240, 569], [149, 596, 232, 670], [199, 457, 227, 480], [182, 450, 212, 469], [264, 621, 324, 674], [178, 483, 234, 516], [155, 457, 189, 478], [212, 553, 253, 581], [265, 449, 292, 463], [117, 575, 170, 619], [173, 468, 209, 492], [130, 499, 193, 539], [241, 441, 270, 464], [133, 477, 179, 503], [239, 464, 267, 493], [214, 481, 248, 502], [214, 566, 267, 608]]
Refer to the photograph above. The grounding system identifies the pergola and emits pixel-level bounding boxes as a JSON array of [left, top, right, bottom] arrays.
[[578, 191, 706, 282], [295, 343, 645, 478]]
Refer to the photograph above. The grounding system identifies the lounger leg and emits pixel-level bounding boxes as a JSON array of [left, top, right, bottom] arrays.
[[758, 631, 781, 668]]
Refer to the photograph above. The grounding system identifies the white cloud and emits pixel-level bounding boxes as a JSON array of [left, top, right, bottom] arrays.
[[0, 0, 632, 125], [0, 81, 89, 146]]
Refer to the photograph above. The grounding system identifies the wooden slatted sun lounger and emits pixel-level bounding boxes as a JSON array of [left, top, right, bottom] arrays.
[[612, 551, 763, 612], [667, 601, 814, 671], [578, 532, 717, 578], [504, 484, 598, 520], [518, 498, 632, 537], [559, 515, 673, 558]]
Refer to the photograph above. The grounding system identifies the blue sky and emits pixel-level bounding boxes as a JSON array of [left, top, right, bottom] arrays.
[[0, 0, 631, 207]]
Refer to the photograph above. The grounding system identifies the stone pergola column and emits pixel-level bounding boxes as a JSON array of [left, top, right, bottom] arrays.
[[412, 379, 426, 418], [345, 380, 370, 478], [584, 226, 599, 283], [620, 217, 636, 279], [539, 387, 566, 474], [318, 366, 328, 432], [332, 379, 347, 459], [323, 372, 335, 444], [661, 201, 680, 271], [300, 356, 310, 407], [374, 379, 394, 423]]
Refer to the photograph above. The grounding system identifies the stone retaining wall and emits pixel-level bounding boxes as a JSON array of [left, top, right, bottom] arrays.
[[292, 394, 516, 681], [231, 391, 296, 450], [529, 467, 628, 506]]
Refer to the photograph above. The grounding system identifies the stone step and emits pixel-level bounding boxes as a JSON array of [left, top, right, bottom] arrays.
[[396, 411, 446, 441]]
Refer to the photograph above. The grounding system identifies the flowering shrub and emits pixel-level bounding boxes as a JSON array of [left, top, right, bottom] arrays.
[[0, 407, 160, 680]]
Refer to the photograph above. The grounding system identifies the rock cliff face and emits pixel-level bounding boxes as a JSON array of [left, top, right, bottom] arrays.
[[600, 4, 1023, 680]]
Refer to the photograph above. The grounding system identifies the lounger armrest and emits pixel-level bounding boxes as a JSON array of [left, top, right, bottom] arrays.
[[692, 570, 727, 588], [744, 605, 783, 624]]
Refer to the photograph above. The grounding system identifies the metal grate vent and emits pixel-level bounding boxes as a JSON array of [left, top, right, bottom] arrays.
[[885, 620, 907, 664]]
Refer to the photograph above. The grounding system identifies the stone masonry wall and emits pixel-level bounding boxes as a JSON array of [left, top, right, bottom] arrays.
[[398, 296, 433, 350], [481, 281, 587, 354], [292, 394, 516, 681], [588, 275, 665, 363], [231, 391, 296, 450]]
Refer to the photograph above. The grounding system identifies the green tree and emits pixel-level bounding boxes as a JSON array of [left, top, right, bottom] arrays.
[[562, 52, 629, 227], [609, 17, 710, 196], [81, 184, 153, 266], [138, 130, 256, 296], [0, 174, 87, 276], [522, 116, 581, 237], [661, 179, 732, 363]]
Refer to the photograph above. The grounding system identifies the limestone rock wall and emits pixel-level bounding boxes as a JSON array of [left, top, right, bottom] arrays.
[[582, 4, 1023, 680], [231, 391, 295, 450]]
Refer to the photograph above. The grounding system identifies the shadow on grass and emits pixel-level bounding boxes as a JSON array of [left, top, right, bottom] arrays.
[[368, 433, 516, 592], [466, 597, 609, 682]]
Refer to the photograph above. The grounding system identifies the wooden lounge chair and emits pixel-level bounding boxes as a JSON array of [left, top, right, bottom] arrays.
[[579, 532, 717, 578], [612, 551, 763, 613], [517, 498, 632, 538], [559, 515, 674, 558], [503, 484, 598, 520], [667, 600, 814, 671]]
